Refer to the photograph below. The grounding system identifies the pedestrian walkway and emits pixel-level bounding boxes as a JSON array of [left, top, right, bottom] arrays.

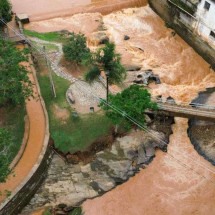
[[0, 50, 46, 204]]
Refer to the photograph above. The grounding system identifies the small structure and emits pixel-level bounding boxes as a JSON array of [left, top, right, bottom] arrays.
[[68, 91, 75, 104], [16, 14, 30, 24]]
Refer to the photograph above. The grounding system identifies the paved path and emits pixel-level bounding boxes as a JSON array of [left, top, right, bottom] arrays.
[[0, 50, 46, 204]]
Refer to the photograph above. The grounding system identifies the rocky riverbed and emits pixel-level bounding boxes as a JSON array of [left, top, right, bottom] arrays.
[[21, 116, 173, 214]]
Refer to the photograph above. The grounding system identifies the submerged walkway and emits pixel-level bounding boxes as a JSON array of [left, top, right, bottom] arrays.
[[0, 49, 46, 204]]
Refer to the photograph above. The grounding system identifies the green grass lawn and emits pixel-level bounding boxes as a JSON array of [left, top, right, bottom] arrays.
[[0, 104, 26, 164], [36, 55, 113, 154], [26, 31, 114, 154], [24, 29, 68, 43]]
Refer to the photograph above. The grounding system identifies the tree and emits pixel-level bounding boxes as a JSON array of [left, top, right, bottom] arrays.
[[0, 0, 12, 27], [100, 85, 157, 129], [63, 32, 91, 65], [0, 128, 12, 182], [85, 42, 126, 85], [0, 39, 33, 106]]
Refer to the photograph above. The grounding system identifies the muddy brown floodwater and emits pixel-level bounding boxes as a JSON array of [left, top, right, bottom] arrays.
[[19, 4, 215, 215], [11, 0, 147, 21]]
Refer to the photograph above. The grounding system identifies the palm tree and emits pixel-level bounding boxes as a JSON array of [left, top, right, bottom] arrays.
[[85, 42, 126, 102]]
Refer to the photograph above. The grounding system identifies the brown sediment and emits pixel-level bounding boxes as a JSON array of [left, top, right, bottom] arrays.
[[30, 208, 45, 215], [11, 0, 148, 21], [0, 53, 46, 203], [52, 104, 70, 122]]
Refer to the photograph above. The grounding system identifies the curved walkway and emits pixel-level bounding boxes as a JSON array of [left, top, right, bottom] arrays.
[[0, 52, 47, 204]]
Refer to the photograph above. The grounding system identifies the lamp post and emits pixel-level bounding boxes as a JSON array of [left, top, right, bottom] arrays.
[[105, 70, 110, 104]]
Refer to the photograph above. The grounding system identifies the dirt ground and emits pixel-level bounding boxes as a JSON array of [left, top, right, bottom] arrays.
[[0, 52, 46, 203]]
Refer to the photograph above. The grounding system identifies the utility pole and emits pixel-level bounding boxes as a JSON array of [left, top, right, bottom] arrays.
[[105, 70, 110, 104], [43, 46, 56, 98]]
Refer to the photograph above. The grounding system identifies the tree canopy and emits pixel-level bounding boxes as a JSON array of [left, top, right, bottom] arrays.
[[0, 39, 33, 106], [100, 85, 157, 128], [85, 42, 126, 85], [63, 32, 91, 65], [0, 0, 12, 27], [0, 128, 12, 182]]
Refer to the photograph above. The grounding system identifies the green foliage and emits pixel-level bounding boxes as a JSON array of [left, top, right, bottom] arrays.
[[4, 189, 11, 197], [37, 64, 113, 154], [42, 208, 52, 215], [0, 39, 33, 106], [23, 30, 64, 42], [52, 113, 113, 153], [0, 128, 12, 182], [69, 207, 83, 215], [85, 42, 126, 85], [100, 85, 157, 128], [84, 66, 100, 83], [4, 104, 25, 159], [63, 32, 91, 65], [0, 0, 12, 26]]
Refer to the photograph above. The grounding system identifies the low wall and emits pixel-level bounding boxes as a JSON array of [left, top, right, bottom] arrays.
[[9, 115, 30, 170], [0, 55, 52, 215], [149, 0, 215, 69]]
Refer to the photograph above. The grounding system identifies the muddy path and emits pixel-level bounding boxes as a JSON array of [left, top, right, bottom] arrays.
[[0, 50, 46, 203]]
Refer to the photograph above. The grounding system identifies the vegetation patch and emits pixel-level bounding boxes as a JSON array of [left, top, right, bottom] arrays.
[[0, 38, 30, 182], [36, 55, 113, 154], [24, 29, 68, 42]]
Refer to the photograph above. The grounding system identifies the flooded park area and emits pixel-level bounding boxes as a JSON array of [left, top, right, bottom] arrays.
[[7, 1, 215, 214]]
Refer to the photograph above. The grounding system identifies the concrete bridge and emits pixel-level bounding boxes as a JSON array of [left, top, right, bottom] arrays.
[[153, 100, 215, 122]]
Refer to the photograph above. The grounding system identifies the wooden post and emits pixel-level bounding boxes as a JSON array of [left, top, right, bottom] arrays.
[[43, 46, 56, 98]]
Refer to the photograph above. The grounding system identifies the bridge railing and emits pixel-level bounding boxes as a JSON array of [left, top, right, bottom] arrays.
[[152, 97, 215, 110]]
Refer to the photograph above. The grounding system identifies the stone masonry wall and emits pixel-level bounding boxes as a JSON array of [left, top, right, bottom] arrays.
[[0, 146, 53, 215]]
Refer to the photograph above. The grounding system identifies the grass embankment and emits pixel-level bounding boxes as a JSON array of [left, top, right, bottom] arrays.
[[35, 45, 113, 154], [24, 29, 68, 43], [0, 104, 25, 163]]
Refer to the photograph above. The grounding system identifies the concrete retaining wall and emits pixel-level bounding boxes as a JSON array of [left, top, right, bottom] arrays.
[[149, 0, 215, 69]]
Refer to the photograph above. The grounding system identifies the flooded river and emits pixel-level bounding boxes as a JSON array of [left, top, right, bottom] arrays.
[[15, 3, 215, 215], [11, 0, 147, 21]]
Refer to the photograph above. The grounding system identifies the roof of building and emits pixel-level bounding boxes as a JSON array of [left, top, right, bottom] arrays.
[[16, 13, 29, 21]]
